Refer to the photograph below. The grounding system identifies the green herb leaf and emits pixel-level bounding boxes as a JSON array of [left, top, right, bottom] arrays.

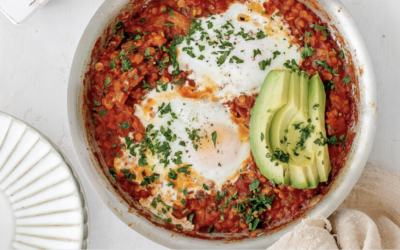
[[338, 50, 344, 59], [273, 51, 281, 59], [144, 47, 151, 59], [256, 30, 267, 39], [327, 81, 335, 90], [121, 169, 136, 181], [311, 24, 328, 38], [328, 135, 339, 146], [343, 76, 351, 85], [259, 59, 271, 70], [229, 56, 244, 64], [177, 165, 191, 175], [109, 167, 118, 179], [249, 179, 260, 192], [301, 43, 315, 60], [216, 50, 231, 66], [211, 131, 217, 147], [102, 77, 111, 89], [168, 168, 178, 180], [150, 199, 157, 208], [188, 213, 195, 223], [118, 121, 130, 130], [110, 60, 116, 69], [253, 49, 261, 58]]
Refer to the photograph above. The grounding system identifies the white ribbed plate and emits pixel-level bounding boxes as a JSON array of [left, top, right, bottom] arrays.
[[0, 112, 88, 249]]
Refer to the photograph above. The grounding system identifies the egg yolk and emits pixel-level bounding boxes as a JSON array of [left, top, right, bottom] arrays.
[[187, 123, 242, 170]]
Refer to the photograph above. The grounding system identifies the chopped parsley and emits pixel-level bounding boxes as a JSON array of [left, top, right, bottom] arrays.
[[338, 50, 344, 59], [118, 121, 130, 130], [311, 24, 328, 38], [187, 128, 201, 151], [121, 169, 136, 181], [121, 57, 133, 71], [168, 168, 178, 180], [301, 43, 315, 60], [249, 179, 260, 192], [272, 51, 281, 59], [259, 59, 271, 70], [327, 81, 335, 90], [256, 30, 267, 39], [102, 77, 111, 89], [109, 167, 118, 179], [216, 50, 231, 66], [229, 56, 244, 64], [343, 76, 351, 85], [177, 165, 192, 175], [211, 131, 217, 147], [283, 59, 299, 71], [110, 60, 116, 69], [253, 49, 261, 58]]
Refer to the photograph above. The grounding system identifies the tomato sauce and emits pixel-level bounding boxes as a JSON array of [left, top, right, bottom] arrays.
[[86, 0, 356, 238]]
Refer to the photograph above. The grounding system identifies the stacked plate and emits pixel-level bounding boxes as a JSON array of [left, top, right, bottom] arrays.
[[0, 0, 50, 25], [0, 112, 88, 249]]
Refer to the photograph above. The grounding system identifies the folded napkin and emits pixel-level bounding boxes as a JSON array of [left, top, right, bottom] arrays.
[[269, 165, 400, 249]]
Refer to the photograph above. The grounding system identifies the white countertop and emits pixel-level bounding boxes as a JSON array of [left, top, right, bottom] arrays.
[[0, 0, 399, 249]]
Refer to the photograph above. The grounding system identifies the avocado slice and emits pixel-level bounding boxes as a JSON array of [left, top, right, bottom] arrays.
[[286, 72, 319, 189], [250, 70, 291, 185], [270, 72, 300, 153], [309, 74, 331, 182]]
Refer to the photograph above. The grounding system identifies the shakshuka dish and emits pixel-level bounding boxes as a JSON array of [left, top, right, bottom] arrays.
[[85, 0, 357, 239]]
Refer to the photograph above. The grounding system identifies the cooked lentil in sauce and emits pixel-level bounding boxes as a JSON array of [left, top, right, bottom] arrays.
[[87, 0, 356, 238]]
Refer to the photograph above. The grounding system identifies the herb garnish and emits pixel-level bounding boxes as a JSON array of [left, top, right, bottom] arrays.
[[211, 131, 217, 147]]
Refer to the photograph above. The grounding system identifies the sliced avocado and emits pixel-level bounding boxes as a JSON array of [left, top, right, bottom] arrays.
[[288, 163, 309, 189], [286, 72, 311, 164], [270, 72, 300, 153], [250, 70, 291, 185], [286, 72, 319, 189], [303, 155, 319, 189], [309, 74, 331, 182]]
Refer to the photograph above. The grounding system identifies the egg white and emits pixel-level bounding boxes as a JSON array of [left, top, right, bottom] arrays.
[[173, 2, 301, 102], [133, 88, 251, 189]]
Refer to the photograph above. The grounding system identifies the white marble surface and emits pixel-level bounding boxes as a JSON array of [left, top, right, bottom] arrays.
[[0, 0, 399, 249]]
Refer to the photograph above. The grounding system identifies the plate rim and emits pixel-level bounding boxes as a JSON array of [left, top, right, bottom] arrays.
[[0, 110, 90, 249]]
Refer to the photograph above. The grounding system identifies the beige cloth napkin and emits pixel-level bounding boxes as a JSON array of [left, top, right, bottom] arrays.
[[269, 165, 400, 249]]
